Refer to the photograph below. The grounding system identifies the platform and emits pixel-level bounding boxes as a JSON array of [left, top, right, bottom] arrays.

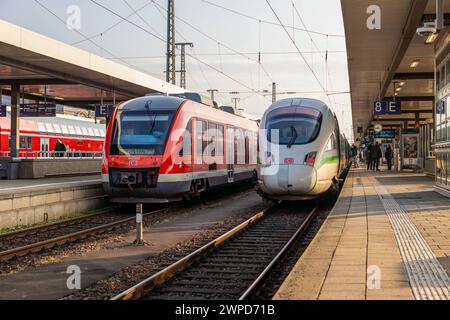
[[274, 168, 450, 300], [0, 175, 106, 230]]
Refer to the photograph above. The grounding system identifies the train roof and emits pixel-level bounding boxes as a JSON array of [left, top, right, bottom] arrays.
[[119, 96, 183, 111], [0, 113, 106, 138], [267, 98, 330, 114]]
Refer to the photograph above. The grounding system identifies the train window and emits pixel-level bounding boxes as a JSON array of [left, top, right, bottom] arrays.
[[208, 123, 217, 157], [325, 134, 337, 151], [20, 136, 32, 149], [179, 120, 192, 157], [88, 128, 95, 136], [82, 127, 89, 136], [235, 129, 245, 165], [196, 120, 206, 159], [266, 107, 322, 146], [245, 132, 250, 164], [110, 110, 177, 156], [217, 125, 224, 158], [202, 122, 209, 155]]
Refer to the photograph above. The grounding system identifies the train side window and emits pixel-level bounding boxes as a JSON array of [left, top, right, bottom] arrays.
[[208, 122, 217, 157], [245, 131, 250, 164], [20, 136, 32, 149], [196, 120, 205, 160], [202, 121, 208, 155], [179, 120, 192, 157], [235, 129, 245, 164], [217, 125, 224, 159], [325, 134, 336, 151]]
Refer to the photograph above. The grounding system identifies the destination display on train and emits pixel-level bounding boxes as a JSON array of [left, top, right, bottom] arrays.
[[20, 104, 56, 117]]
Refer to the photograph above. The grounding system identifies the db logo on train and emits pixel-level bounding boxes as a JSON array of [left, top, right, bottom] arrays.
[[128, 158, 138, 167]]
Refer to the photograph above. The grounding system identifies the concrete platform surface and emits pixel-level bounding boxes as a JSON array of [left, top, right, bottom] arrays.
[[0, 175, 101, 195], [274, 168, 450, 300]]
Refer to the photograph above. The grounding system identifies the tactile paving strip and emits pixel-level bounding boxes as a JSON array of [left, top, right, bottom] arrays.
[[372, 178, 450, 300]]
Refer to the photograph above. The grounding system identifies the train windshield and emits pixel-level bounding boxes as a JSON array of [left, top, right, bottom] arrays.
[[266, 107, 322, 145], [110, 110, 176, 156]]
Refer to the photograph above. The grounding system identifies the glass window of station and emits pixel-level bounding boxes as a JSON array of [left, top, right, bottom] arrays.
[[435, 50, 450, 190]]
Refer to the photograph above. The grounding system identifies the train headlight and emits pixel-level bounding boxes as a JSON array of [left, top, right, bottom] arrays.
[[304, 152, 317, 166]]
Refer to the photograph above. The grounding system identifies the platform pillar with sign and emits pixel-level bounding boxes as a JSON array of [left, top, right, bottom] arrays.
[[10, 84, 20, 159]]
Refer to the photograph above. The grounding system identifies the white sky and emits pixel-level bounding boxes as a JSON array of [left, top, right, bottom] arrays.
[[0, 0, 353, 140]]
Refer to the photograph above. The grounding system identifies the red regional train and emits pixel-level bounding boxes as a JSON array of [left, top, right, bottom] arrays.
[[102, 95, 259, 203], [0, 115, 106, 157]]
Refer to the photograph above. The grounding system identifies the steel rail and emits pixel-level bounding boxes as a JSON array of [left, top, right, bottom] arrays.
[[0, 207, 168, 262], [111, 205, 274, 300], [239, 207, 318, 300]]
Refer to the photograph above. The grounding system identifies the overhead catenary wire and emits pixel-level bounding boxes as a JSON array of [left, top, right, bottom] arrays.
[[106, 50, 346, 60], [265, 0, 327, 94], [291, 0, 337, 110], [186, 53, 270, 101], [201, 0, 344, 38], [153, 0, 275, 84], [89, 0, 262, 98], [122, 0, 165, 39], [89, 0, 165, 42], [33, 0, 161, 78], [71, 0, 157, 46]]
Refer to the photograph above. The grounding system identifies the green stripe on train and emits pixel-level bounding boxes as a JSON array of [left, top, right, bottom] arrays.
[[320, 156, 339, 165]]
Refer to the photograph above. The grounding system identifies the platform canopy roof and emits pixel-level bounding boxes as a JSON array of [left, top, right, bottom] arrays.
[[0, 19, 184, 108], [341, 0, 450, 139]]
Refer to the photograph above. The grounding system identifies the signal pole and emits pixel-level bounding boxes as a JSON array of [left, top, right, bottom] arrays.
[[272, 82, 277, 103], [166, 0, 176, 84], [207, 89, 219, 102], [176, 42, 194, 89]]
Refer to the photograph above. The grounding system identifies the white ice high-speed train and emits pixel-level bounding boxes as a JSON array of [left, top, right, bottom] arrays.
[[257, 98, 351, 201]]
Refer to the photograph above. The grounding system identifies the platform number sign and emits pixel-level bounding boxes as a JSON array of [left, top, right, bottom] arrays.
[[95, 105, 115, 118], [374, 101, 401, 115]]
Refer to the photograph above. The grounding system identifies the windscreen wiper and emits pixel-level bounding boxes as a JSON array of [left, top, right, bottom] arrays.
[[287, 126, 298, 148], [145, 100, 157, 134]]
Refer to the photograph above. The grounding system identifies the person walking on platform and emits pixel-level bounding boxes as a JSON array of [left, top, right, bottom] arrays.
[[351, 144, 359, 168], [385, 145, 393, 171], [370, 142, 382, 171]]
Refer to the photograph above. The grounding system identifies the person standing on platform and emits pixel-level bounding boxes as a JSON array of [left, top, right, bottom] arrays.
[[370, 142, 382, 171], [385, 145, 393, 171]]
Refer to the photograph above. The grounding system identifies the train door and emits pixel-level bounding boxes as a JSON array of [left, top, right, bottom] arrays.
[[226, 127, 234, 183], [40, 138, 49, 157]]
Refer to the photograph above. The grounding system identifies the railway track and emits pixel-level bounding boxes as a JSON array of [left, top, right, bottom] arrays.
[[0, 207, 168, 262], [112, 203, 318, 300]]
